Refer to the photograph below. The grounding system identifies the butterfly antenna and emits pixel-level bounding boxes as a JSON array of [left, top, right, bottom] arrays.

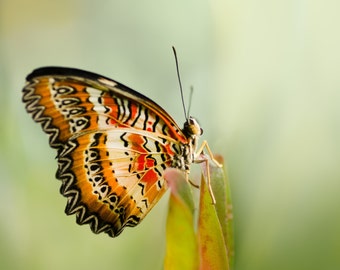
[[172, 46, 188, 120], [187, 86, 194, 119]]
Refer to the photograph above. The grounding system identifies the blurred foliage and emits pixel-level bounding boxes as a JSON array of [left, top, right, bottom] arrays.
[[164, 169, 199, 270], [1, 0, 340, 269], [197, 170, 230, 270], [164, 164, 232, 270]]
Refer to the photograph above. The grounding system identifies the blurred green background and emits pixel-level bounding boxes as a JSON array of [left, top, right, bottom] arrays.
[[1, 0, 340, 269]]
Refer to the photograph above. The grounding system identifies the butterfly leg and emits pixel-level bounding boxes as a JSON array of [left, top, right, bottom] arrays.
[[194, 140, 223, 205], [195, 140, 223, 168], [185, 169, 216, 205], [196, 157, 216, 204], [188, 178, 200, 189]]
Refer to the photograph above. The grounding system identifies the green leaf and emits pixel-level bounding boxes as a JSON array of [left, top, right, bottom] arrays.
[[164, 169, 199, 270], [163, 156, 234, 270], [197, 171, 230, 270], [210, 156, 234, 267]]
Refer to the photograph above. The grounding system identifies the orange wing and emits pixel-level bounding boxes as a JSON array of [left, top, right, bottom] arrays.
[[23, 67, 188, 237], [23, 67, 187, 149]]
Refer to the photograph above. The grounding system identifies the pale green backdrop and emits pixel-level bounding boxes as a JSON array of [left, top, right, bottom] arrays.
[[1, 1, 340, 269]]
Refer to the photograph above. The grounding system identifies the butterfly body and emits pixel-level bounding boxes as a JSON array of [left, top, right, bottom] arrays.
[[23, 67, 202, 237]]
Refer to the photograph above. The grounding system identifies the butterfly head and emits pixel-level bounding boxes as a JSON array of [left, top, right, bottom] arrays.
[[183, 116, 203, 139]]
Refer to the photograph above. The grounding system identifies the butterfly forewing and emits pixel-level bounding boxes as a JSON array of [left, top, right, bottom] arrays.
[[23, 67, 188, 237]]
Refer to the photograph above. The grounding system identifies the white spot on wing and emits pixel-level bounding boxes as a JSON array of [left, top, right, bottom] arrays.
[[87, 87, 111, 129], [98, 77, 117, 87], [48, 78, 56, 84]]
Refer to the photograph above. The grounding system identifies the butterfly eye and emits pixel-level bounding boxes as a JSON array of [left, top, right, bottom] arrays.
[[183, 117, 202, 137]]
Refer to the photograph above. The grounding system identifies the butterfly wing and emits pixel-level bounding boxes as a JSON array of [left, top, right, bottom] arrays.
[[23, 67, 188, 237], [23, 67, 187, 149]]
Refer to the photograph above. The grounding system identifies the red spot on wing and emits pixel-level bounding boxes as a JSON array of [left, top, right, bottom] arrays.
[[165, 143, 175, 156], [128, 134, 147, 152], [142, 169, 158, 183], [102, 93, 140, 127], [130, 103, 138, 120]]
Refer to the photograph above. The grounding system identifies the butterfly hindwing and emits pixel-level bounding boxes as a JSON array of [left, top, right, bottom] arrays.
[[58, 129, 178, 236]]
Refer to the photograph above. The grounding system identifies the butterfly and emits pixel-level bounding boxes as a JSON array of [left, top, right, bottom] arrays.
[[22, 63, 220, 237]]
